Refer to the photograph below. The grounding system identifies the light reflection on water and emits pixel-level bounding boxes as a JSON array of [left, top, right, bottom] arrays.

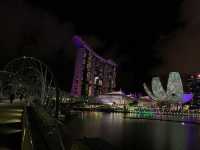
[[65, 112, 200, 150]]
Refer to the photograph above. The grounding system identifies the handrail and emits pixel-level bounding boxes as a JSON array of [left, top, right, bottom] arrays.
[[20, 100, 66, 150], [32, 102, 66, 150], [21, 104, 34, 150]]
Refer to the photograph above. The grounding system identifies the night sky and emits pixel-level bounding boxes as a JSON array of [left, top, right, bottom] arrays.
[[1, 0, 196, 93]]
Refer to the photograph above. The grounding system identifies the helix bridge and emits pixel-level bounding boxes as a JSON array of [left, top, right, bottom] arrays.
[[0, 56, 66, 150]]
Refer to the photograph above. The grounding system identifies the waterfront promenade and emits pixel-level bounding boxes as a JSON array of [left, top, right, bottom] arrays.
[[73, 106, 200, 124], [125, 113, 200, 124]]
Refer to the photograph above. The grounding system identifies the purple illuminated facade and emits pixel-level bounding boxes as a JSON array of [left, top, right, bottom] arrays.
[[71, 36, 117, 97], [182, 73, 200, 105], [182, 93, 193, 103]]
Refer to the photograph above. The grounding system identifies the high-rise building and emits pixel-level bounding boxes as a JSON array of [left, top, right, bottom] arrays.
[[71, 36, 117, 97], [182, 73, 200, 106]]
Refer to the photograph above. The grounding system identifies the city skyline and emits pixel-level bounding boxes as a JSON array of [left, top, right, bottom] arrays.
[[1, 1, 200, 150], [0, 0, 199, 93]]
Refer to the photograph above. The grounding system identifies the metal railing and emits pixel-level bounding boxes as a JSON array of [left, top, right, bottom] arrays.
[[21, 105, 34, 150]]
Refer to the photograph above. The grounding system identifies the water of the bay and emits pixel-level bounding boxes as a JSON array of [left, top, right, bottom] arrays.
[[64, 112, 200, 150]]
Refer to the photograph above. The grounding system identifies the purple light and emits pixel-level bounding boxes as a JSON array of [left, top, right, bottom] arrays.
[[182, 93, 193, 103], [72, 36, 84, 49]]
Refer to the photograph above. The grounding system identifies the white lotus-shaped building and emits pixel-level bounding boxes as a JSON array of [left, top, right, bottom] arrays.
[[143, 72, 193, 104]]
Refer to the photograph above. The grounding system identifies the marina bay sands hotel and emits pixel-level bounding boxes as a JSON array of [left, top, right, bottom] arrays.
[[71, 36, 117, 97]]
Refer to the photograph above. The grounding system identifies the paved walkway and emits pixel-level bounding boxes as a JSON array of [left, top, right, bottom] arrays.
[[0, 102, 24, 150]]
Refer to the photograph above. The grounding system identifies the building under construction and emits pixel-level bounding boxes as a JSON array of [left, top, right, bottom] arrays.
[[71, 36, 117, 97]]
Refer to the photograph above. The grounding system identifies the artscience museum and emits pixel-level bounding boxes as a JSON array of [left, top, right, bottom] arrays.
[[143, 72, 193, 104]]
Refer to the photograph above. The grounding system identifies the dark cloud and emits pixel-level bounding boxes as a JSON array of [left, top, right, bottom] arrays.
[[73, 0, 184, 92], [0, 0, 75, 90], [0, 0, 186, 92], [158, 0, 200, 75]]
